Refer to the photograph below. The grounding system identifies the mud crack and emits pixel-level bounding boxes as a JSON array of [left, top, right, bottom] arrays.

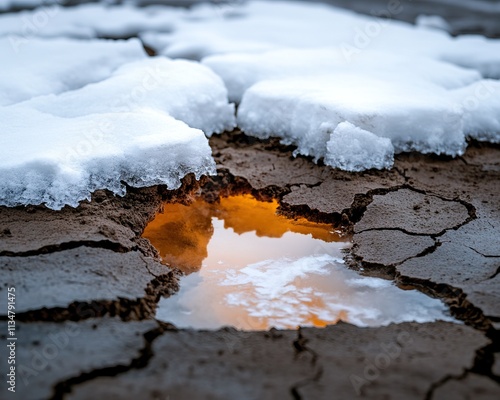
[[397, 276, 492, 331], [424, 370, 469, 400], [488, 266, 500, 281], [353, 185, 477, 236], [344, 185, 406, 226], [425, 333, 500, 399], [0, 240, 135, 257], [8, 270, 179, 323], [49, 321, 175, 400], [290, 328, 323, 400], [349, 184, 490, 331]]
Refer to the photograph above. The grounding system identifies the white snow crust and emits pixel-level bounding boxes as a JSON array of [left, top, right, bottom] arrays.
[[0, 38, 235, 209], [1, 0, 499, 198], [207, 48, 499, 167]]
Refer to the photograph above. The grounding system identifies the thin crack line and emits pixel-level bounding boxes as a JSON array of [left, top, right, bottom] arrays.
[[424, 369, 469, 400], [355, 226, 449, 237], [50, 321, 174, 400], [290, 328, 323, 400], [0, 240, 135, 257]]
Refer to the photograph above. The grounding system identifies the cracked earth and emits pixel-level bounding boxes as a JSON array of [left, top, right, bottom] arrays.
[[0, 132, 499, 399]]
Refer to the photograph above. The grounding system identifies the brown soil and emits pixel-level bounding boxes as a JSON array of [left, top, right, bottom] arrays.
[[1, 132, 499, 399]]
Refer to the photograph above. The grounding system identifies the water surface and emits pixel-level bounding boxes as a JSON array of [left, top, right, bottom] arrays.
[[143, 195, 454, 330]]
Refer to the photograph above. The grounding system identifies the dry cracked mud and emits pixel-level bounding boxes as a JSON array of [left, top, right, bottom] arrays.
[[0, 132, 499, 399]]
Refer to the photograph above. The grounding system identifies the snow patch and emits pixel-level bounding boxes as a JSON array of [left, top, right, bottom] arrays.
[[0, 3, 183, 40], [325, 122, 394, 172], [142, 0, 500, 79], [210, 48, 499, 169], [1, 1, 499, 177], [0, 37, 146, 106], [0, 41, 235, 209], [415, 14, 451, 32], [3, 1, 500, 79]]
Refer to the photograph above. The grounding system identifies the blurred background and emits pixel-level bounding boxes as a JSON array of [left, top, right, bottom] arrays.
[[2, 0, 500, 37]]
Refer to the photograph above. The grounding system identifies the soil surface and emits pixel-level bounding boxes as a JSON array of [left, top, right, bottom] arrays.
[[1, 132, 499, 399]]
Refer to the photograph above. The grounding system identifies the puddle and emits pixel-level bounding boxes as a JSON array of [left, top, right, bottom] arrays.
[[143, 195, 454, 330]]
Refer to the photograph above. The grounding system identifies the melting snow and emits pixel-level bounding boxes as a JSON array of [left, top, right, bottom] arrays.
[[1, 0, 499, 206]]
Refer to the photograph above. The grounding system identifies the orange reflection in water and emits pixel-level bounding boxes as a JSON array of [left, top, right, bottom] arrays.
[[142, 195, 349, 330], [216, 195, 340, 241], [143, 199, 215, 273], [144, 195, 452, 330], [143, 195, 343, 274]]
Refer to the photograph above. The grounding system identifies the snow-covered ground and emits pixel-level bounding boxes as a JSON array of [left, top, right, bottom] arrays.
[[0, 37, 145, 105], [0, 37, 234, 209], [138, 1, 500, 77], [148, 1, 500, 170], [1, 0, 499, 208], [4, 1, 500, 78], [205, 48, 500, 170], [0, 3, 183, 40], [0, 0, 50, 11]]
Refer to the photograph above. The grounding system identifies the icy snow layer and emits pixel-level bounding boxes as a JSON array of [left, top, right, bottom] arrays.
[[203, 49, 483, 104], [325, 122, 394, 172], [0, 109, 215, 210], [204, 48, 500, 169], [141, 0, 500, 168], [0, 3, 183, 40], [0, 37, 146, 106], [1, 0, 499, 174], [0, 0, 207, 11], [141, 0, 500, 79], [2, 1, 500, 78], [0, 0, 52, 11], [23, 55, 236, 135], [0, 41, 235, 209]]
